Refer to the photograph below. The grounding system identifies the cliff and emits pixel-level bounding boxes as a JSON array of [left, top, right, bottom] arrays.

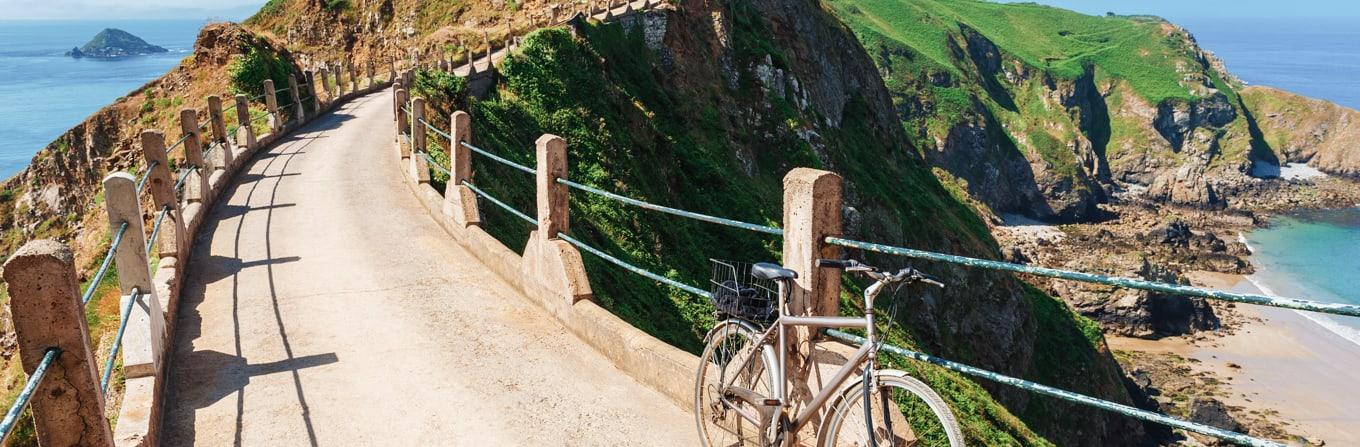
[[66, 28, 168, 58], [827, 0, 1360, 219]]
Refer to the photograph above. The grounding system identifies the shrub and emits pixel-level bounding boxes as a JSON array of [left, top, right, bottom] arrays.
[[228, 45, 293, 99]]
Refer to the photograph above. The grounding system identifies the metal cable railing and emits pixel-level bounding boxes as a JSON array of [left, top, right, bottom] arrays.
[[174, 167, 193, 192], [557, 178, 782, 235], [462, 141, 535, 175], [0, 348, 60, 443], [135, 160, 159, 194], [460, 180, 537, 226], [81, 222, 129, 305], [100, 287, 140, 393], [825, 237, 1360, 318], [824, 329, 1282, 447], [145, 206, 171, 253], [168, 133, 191, 152], [557, 231, 712, 297]]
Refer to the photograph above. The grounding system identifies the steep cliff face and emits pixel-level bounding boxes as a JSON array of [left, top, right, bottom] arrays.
[[1242, 86, 1360, 177], [827, 0, 1359, 217]]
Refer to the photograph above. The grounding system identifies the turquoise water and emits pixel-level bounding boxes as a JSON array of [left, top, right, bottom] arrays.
[[1243, 207, 1360, 347], [0, 20, 203, 179]]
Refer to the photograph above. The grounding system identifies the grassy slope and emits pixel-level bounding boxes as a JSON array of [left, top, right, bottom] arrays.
[[826, 0, 1247, 215]]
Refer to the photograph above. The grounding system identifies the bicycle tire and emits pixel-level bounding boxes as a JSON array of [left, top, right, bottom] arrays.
[[695, 319, 777, 447], [819, 370, 964, 447]]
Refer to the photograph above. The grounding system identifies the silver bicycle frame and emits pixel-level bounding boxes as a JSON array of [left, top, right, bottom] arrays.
[[719, 278, 892, 433]]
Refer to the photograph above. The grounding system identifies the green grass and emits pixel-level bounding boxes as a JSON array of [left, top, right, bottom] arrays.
[[829, 0, 1202, 104]]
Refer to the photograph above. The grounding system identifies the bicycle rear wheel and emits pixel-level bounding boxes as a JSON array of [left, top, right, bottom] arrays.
[[819, 370, 963, 447], [695, 320, 776, 447]]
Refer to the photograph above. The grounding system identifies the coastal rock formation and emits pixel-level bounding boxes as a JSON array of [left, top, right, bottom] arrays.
[[65, 28, 168, 58]]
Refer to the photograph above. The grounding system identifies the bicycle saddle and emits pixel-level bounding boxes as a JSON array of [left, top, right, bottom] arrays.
[[751, 263, 798, 281]]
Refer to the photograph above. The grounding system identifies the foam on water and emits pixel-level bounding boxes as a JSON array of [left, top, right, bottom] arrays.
[[1242, 274, 1360, 349]]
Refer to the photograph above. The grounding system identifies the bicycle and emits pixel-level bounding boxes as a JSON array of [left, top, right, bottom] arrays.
[[695, 258, 964, 447]]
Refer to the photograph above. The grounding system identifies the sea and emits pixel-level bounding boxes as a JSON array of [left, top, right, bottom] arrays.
[[0, 20, 204, 179]]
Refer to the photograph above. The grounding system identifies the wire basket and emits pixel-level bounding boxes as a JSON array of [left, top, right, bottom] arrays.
[[709, 259, 780, 323]]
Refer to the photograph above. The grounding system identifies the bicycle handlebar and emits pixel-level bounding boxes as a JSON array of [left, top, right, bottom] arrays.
[[816, 258, 945, 289]]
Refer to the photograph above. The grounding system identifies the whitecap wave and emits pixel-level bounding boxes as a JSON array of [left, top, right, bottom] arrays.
[[1236, 232, 1253, 254], [1243, 274, 1360, 349]]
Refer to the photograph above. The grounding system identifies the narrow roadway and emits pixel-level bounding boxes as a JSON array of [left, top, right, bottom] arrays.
[[162, 89, 696, 445]]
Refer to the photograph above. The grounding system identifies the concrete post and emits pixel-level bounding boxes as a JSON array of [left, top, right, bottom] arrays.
[[466, 48, 477, 75], [263, 79, 281, 133], [207, 95, 233, 154], [3, 241, 115, 447], [104, 172, 167, 378], [320, 67, 332, 100], [332, 65, 342, 98], [411, 97, 426, 154], [367, 60, 375, 88], [389, 58, 397, 84], [483, 31, 492, 63], [179, 108, 209, 204], [521, 133, 591, 304], [442, 111, 480, 227], [408, 97, 428, 182], [780, 167, 843, 431], [206, 96, 233, 180], [234, 94, 255, 153], [288, 74, 304, 124], [349, 63, 359, 94], [536, 134, 569, 237], [392, 82, 404, 124], [394, 88, 410, 142], [139, 131, 186, 261], [306, 70, 322, 113]]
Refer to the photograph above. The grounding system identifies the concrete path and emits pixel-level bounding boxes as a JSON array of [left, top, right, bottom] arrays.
[[162, 90, 696, 445]]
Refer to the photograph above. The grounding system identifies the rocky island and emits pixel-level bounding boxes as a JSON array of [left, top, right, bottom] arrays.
[[66, 28, 167, 58]]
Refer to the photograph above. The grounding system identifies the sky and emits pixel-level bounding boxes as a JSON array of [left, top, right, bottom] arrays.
[[998, 0, 1360, 20], [0, 0, 265, 20]]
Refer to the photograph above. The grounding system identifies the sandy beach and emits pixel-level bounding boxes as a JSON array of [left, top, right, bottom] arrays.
[[1109, 272, 1360, 445]]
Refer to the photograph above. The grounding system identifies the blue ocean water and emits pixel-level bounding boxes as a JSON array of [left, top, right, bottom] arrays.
[[1178, 18, 1360, 110], [0, 20, 203, 179], [1241, 208, 1360, 347]]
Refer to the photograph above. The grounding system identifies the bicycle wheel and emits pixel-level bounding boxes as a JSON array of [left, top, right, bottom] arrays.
[[695, 319, 777, 447], [819, 370, 964, 447]]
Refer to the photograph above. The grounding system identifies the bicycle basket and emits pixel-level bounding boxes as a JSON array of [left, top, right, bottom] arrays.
[[709, 259, 779, 323]]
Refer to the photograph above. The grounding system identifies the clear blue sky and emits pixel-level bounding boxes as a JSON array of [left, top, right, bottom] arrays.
[[999, 0, 1360, 20]]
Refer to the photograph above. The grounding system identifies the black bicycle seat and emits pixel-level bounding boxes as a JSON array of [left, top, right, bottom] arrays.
[[751, 263, 798, 281]]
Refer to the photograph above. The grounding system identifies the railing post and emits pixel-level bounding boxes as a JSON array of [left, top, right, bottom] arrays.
[[306, 70, 321, 113], [349, 63, 359, 95], [408, 97, 429, 183], [320, 66, 332, 101], [207, 95, 232, 155], [263, 79, 281, 133], [234, 94, 256, 153], [179, 108, 210, 205], [443, 111, 480, 226], [780, 167, 843, 433], [3, 240, 115, 446], [394, 88, 409, 142], [520, 133, 591, 304], [483, 31, 492, 63], [389, 58, 397, 84], [367, 60, 375, 88], [288, 74, 304, 124], [103, 172, 167, 379], [466, 48, 477, 75], [536, 134, 570, 237], [331, 65, 342, 98], [140, 131, 186, 261], [207, 97, 235, 173]]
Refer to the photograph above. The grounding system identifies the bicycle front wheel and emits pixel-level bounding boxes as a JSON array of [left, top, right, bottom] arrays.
[[695, 319, 776, 447], [819, 371, 964, 447]]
